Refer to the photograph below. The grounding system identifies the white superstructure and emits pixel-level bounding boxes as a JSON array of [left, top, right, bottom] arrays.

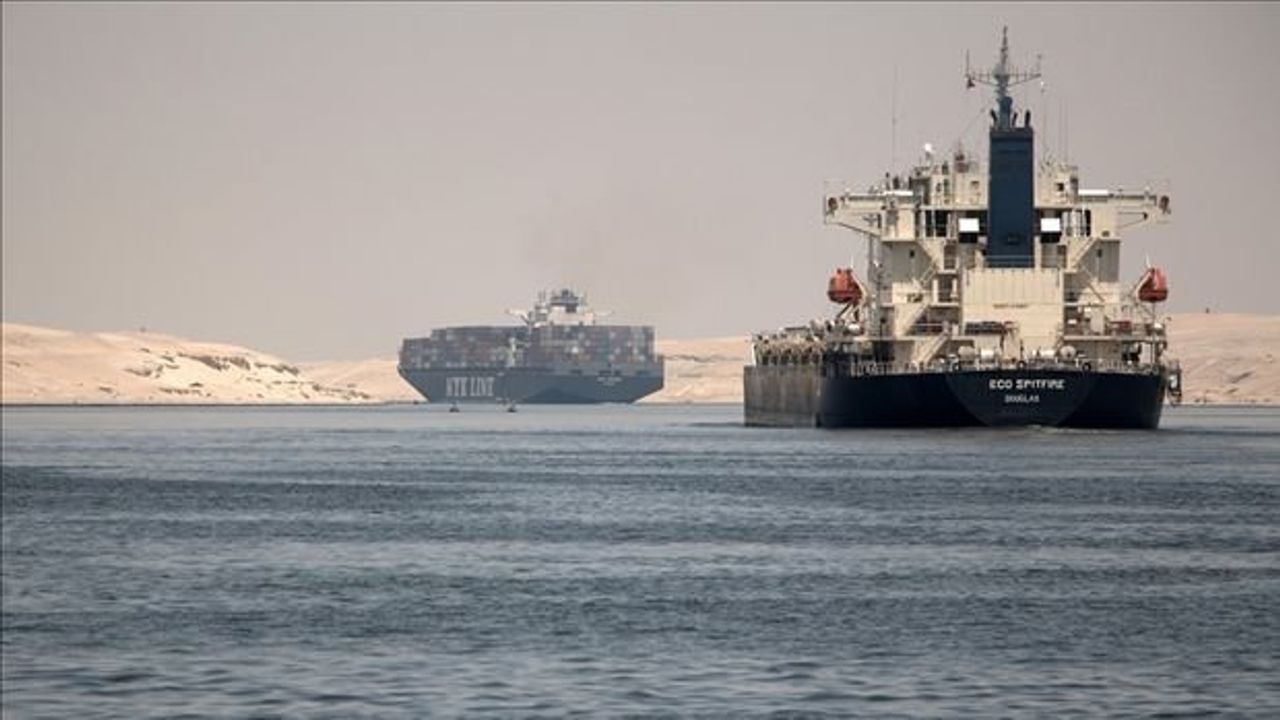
[[819, 31, 1173, 373]]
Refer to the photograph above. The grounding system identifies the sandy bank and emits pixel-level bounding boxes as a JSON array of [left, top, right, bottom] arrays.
[[4, 314, 1275, 405]]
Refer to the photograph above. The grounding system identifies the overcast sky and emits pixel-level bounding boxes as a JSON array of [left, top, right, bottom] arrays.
[[4, 2, 1277, 360]]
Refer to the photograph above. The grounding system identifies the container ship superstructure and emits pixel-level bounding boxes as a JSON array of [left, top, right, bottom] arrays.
[[745, 29, 1182, 428], [399, 289, 664, 405]]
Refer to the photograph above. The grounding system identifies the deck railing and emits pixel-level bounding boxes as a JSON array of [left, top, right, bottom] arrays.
[[752, 355, 1170, 378]]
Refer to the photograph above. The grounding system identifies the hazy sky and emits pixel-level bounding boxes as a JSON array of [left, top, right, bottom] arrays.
[[4, 3, 1278, 360]]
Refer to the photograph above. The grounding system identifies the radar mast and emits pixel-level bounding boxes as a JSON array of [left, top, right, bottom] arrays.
[[965, 26, 1041, 130]]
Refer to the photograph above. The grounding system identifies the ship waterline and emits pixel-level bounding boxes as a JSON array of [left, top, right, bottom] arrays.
[[399, 365, 664, 405], [746, 364, 1167, 428]]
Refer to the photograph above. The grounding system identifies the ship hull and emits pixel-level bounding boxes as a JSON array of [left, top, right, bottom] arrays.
[[399, 366, 663, 405], [744, 366, 1167, 429]]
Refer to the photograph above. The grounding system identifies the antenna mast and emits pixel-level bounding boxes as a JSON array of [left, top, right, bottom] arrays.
[[890, 65, 898, 172], [965, 26, 1041, 129], [1038, 64, 1048, 159]]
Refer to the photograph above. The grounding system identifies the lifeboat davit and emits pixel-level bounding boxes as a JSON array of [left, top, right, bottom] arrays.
[[1138, 266, 1169, 303], [827, 267, 863, 305]]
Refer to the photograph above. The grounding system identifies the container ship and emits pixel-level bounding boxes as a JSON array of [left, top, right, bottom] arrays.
[[399, 289, 664, 405], [745, 29, 1182, 428]]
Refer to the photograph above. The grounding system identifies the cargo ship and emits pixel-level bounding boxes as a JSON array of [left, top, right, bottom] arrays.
[[399, 289, 664, 405], [745, 29, 1182, 428]]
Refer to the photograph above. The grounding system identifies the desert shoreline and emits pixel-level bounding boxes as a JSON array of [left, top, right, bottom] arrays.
[[4, 314, 1277, 407]]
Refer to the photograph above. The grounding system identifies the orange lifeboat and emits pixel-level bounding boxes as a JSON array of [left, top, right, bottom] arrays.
[[827, 267, 863, 305], [1138, 266, 1169, 303]]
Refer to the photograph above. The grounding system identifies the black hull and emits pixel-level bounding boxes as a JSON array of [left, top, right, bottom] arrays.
[[744, 366, 1168, 429], [399, 366, 663, 405]]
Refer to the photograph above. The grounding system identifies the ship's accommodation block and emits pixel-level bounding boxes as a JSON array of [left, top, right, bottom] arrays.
[[823, 147, 1167, 367]]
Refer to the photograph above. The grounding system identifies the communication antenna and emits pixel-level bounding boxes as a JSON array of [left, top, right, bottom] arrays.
[[964, 26, 1041, 130], [1057, 95, 1065, 160], [1038, 73, 1048, 159], [890, 64, 898, 172], [1063, 98, 1070, 162]]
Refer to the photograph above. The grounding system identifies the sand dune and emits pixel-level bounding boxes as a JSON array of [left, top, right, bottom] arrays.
[[3, 314, 1276, 405], [641, 336, 752, 404], [1167, 313, 1279, 405], [299, 358, 419, 403], [2, 323, 377, 404]]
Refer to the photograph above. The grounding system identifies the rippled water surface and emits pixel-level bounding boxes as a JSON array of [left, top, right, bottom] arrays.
[[3, 404, 1279, 717]]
